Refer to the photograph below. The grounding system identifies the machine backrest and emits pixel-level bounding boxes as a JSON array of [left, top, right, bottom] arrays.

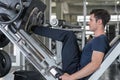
[[88, 35, 120, 80], [104, 35, 120, 59]]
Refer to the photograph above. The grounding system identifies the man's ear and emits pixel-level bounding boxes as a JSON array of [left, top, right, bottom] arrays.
[[97, 19, 102, 25]]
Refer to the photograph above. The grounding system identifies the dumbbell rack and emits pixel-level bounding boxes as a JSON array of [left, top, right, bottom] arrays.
[[0, 24, 61, 80]]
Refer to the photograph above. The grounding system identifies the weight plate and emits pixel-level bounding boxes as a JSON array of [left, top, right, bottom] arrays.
[[0, 31, 10, 48], [0, 50, 11, 77]]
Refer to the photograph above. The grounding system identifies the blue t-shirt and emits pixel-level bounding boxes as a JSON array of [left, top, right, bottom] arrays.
[[79, 35, 110, 80]]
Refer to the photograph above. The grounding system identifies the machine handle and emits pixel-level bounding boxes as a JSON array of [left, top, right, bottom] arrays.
[[49, 66, 64, 79]]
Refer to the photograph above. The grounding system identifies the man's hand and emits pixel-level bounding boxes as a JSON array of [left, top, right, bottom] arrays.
[[59, 73, 76, 80]]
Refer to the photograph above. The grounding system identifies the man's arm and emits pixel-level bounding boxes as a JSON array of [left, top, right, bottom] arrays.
[[60, 51, 104, 80]]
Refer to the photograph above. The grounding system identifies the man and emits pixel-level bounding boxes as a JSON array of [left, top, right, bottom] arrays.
[[60, 9, 110, 80], [25, 8, 110, 80]]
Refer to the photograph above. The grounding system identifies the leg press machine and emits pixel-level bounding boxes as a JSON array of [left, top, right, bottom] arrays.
[[0, 0, 120, 80]]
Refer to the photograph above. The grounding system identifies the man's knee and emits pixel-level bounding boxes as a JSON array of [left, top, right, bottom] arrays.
[[66, 31, 76, 39]]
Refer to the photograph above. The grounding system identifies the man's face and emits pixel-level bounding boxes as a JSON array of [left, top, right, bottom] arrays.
[[88, 14, 98, 31]]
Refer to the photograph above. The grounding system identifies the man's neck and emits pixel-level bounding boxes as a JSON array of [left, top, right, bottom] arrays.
[[94, 30, 105, 37]]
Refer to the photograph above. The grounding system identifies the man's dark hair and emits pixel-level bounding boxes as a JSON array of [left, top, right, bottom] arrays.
[[90, 9, 110, 27]]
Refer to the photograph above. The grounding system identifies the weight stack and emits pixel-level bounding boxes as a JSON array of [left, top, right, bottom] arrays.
[[13, 70, 45, 80]]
